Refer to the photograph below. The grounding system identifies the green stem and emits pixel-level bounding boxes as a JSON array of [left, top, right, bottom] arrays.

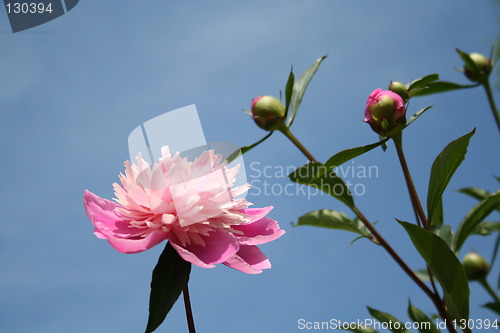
[[480, 278, 500, 304], [352, 208, 457, 333], [279, 125, 455, 332], [392, 133, 429, 229], [483, 80, 500, 133], [279, 126, 318, 162], [183, 287, 196, 333]]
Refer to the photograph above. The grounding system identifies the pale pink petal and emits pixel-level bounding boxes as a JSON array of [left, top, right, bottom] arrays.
[[232, 217, 285, 245], [223, 245, 271, 274], [169, 229, 239, 268], [240, 206, 274, 223]]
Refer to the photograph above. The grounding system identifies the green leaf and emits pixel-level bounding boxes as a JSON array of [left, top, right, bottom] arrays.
[[453, 190, 500, 253], [407, 301, 441, 333], [399, 221, 470, 326], [404, 106, 433, 129], [459, 187, 500, 213], [286, 55, 327, 127], [484, 302, 500, 315], [145, 242, 191, 333], [325, 139, 389, 169], [289, 162, 354, 208], [410, 81, 478, 97], [367, 307, 410, 333], [284, 68, 294, 113], [431, 224, 453, 248], [472, 222, 500, 236], [492, 233, 500, 271], [407, 73, 440, 91], [295, 209, 371, 238], [427, 129, 476, 224], [225, 132, 273, 163]]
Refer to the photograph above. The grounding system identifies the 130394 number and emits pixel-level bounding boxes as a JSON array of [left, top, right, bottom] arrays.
[[6, 2, 54, 14]]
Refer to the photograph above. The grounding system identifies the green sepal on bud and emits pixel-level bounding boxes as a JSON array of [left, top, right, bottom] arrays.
[[462, 252, 489, 281], [458, 50, 492, 83], [251, 95, 286, 131], [388, 81, 409, 102]]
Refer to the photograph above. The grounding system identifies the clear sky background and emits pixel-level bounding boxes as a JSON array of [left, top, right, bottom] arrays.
[[1, 1, 499, 332]]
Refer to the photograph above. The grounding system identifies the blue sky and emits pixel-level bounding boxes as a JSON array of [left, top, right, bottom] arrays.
[[1, 1, 499, 332]]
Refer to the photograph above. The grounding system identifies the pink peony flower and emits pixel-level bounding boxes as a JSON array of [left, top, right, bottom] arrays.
[[84, 146, 284, 274], [364, 88, 406, 136]]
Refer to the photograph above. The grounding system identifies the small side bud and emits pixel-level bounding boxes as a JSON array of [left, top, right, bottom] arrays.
[[462, 252, 489, 281], [463, 52, 492, 83], [364, 88, 406, 137], [251, 96, 286, 131], [388, 81, 409, 102]]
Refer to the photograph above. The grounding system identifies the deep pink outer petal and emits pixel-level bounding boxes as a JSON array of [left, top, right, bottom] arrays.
[[107, 231, 168, 254], [83, 190, 168, 254], [232, 217, 285, 245], [83, 190, 122, 239], [223, 245, 271, 274], [169, 229, 239, 268]]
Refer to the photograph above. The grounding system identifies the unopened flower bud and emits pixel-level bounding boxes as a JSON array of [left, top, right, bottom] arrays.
[[251, 96, 286, 131], [462, 252, 489, 281], [364, 88, 406, 137], [388, 81, 409, 102], [463, 52, 492, 83]]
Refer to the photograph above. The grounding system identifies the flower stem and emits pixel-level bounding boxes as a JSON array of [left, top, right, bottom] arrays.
[[279, 126, 318, 163], [479, 278, 500, 304], [482, 80, 500, 133], [392, 133, 429, 229], [183, 287, 196, 333], [352, 207, 457, 333]]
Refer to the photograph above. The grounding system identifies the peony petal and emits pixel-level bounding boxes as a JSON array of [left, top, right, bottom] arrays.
[[239, 206, 274, 223], [223, 245, 271, 274], [232, 217, 285, 245], [84, 190, 122, 237], [84, 190, 168, 253], [169, 228, 239, 268], [107, 230, 168, 254]]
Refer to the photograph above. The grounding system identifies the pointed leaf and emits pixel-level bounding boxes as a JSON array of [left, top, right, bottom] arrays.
[[284, 69, 294, 113], [286, 55, 327, 127], [492, 233, 500, 271], [407, 301, 441, 333], [225, 132, 273, 163], [459, 187, 500, 213], [407, 74, 440, 90], [431, 224, 453, 248], [289, 162, 354, 208], [367, 307, 410, 333], [472, 222, 500, 236], [325, 139, 388, 168], [410, 81, 478, 97], [484, 302, 500, 315], [145, 242, 191, 333], [295, 209, 371, 238], [427, 129, 475, 224], [399, 221, 470, 326], [404, 106, 433, 129], [453, 190, 500, 253]]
